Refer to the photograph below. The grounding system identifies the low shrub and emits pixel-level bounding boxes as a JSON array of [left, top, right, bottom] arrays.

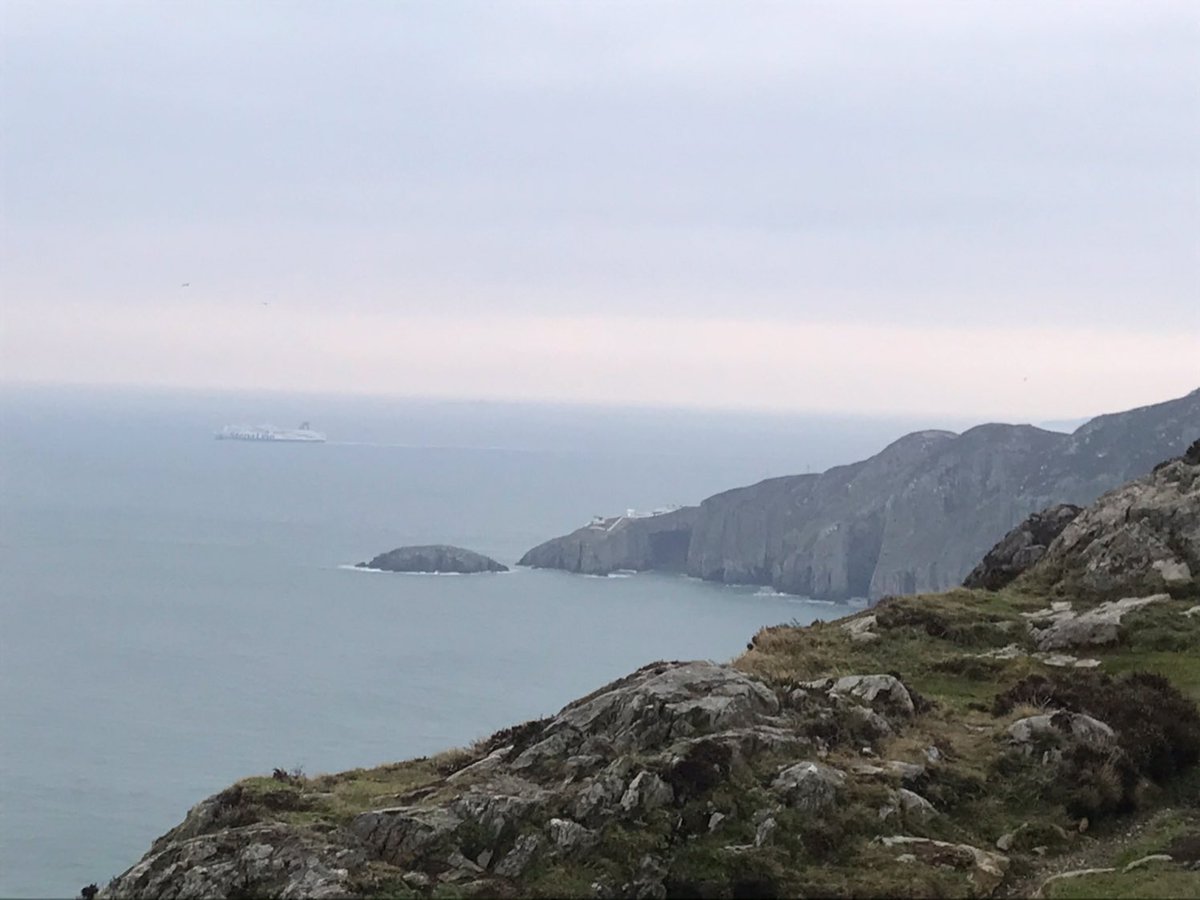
[[993, 671, 1200, 782], [993, 670, 1200, 821]]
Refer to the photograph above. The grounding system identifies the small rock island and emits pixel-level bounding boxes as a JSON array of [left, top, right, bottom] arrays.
[[357, 544, 508, 574]]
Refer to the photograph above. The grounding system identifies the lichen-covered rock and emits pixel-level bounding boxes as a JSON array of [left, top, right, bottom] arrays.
[[619, 771, 673, 814], [1027, 447, 1199, 598], [516, 661, 781, 760], [99, 823, 369, 900], [1028, 594, 1168, 650], [770, 761, 845, 812], [802, 674, 916, 718], [964, 504, 1083, 590], [880, 788, 937, 823], [547, 818, 597, 854], [351, 805, 463, 867], [1008, 712, 1115, 761], [492, 833, 542, 878]]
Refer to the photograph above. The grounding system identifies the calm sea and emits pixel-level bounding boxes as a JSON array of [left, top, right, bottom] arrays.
[[0, 386, 950, 897]]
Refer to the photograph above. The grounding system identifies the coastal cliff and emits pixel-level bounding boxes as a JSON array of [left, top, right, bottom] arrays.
[[520, 389, 1200, 600], [97, 447, 1200, 899]]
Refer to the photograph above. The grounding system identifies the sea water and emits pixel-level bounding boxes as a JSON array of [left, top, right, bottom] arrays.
[[0, 386, 940, 897]]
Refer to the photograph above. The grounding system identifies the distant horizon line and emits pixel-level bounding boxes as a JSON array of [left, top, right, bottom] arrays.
[[3, 375, 1179, 430]]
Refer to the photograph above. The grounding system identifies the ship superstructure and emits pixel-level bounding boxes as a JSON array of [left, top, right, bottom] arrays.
[[215, 421, 326, 443]]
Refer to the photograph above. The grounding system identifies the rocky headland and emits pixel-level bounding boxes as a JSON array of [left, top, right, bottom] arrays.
[[97, 443, 1200, 899], [358, 545, 508, 574], [520, 389, 1200, 601]]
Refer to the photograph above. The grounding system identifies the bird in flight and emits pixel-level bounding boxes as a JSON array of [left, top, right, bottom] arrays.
[[181, 283, 190, 288]]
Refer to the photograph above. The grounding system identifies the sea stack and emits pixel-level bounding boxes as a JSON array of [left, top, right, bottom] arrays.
[[358, 545, 508, 574]]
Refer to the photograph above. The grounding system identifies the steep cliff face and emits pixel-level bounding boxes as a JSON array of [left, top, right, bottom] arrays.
[[520, 389, 1200, 600], [518, 506, 700, 575]]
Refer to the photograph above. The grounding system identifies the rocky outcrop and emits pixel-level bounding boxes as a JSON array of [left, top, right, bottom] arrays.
[[521, 389, 1200, 600], [1023, 440, 1199, 598], [101, 661, 926, 899], [101, 821, 370, 899], [359, 545, 508, 574], [963, 504, 1082, 590], [1025, 595, 1168, 650], [518, 506, 699, 576], [874, 836, 1010, 895]]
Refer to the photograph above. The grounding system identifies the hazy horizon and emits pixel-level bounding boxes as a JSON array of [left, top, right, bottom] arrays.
[[4, 377, 1189, 438]]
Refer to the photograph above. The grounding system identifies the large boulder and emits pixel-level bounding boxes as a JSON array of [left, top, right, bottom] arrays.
[[770, 761, 845, 812], [512, 661, 782, 763], [1007, 712, 1115, 761], [1027, 595, 1168, 651], [358, 545, 508, 574], [1025, 444, 1199, 598], [963, 504, 1083, 590]]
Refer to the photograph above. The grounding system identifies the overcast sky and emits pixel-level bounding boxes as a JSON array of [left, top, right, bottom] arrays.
[[2, 1, 1197, 418]]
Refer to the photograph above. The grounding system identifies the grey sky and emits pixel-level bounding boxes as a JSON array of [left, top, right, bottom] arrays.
[[2, 1, 1198, 416]]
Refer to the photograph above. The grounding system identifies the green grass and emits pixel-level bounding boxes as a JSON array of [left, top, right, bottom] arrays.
[[1044, 867, 1200, 899]]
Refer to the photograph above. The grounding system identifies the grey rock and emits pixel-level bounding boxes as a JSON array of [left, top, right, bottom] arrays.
[[632, 855, 668, 900], [1030, 594, 1168, 650], [619, 771, 674, 815], [528, 661, 781, 759], [450, 778, 549, 841], [572, 763, 631, 821], [841, 614, 878, 637], [352, 805, 463, 867], [444, 849, 484, 880], [803, 674, 915, 717], [897, 788, 936, 820], [1008, 712, 1115, 761], [754, 816, 777, 847], [879, 789, 935, 823], [548, 817, 597, 853], [402, 871, 431, 888], [1029, 443, 1200, 598], [100, 823, 368, 900], [964, 504, 1083, 590], [359, 544, 508, 574], [771, 761, 845, 812], [493, 833, 542, 878], [707, 812, 727, 832]]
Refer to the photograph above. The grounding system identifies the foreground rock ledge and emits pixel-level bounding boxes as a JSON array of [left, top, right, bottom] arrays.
[[358, 545, 508, 574], [100, 661, 938, 898]]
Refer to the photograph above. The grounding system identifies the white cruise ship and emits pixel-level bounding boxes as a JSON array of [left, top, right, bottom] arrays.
[[215, 421, 327, 443]]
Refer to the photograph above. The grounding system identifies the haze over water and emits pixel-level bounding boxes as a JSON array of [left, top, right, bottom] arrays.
[[0, 385, 981, 897]]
